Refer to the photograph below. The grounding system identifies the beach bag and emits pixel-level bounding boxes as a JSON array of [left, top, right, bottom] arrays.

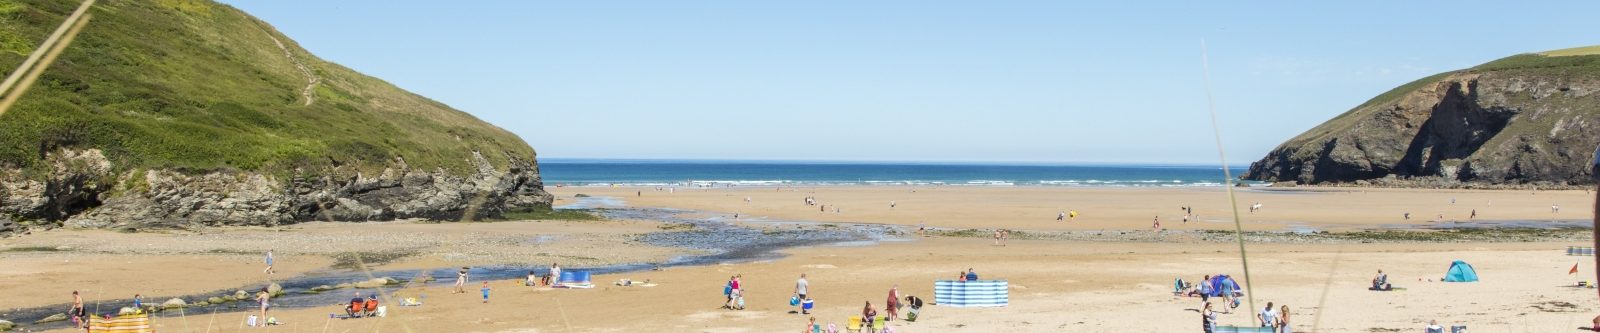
[[790, 296, 801, 306], [724, 285, 732, 296], [247, 315, 259, 327]]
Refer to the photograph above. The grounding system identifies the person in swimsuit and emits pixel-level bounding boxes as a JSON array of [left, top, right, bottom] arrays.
[[70, 291, 84, 328], [480, 281, 491, 303], [256, 288, 271, 326], [861, 301, 877, 320], [1201, 302, 1217, 333], [454, 267, 469, 294], [885, 285, 901, 321]]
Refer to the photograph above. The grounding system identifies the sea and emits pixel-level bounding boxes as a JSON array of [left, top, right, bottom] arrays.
[[540, 159, 1258, 187]]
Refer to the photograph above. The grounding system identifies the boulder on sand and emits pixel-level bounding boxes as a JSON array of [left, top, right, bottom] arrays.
[[0, 319, 14, 331], [162, 298, 187, 309], [207, 296, 226, 304], [234, 290, 249, 299], [267, 283, 283, 296], [34, 313, 66, 324], [354, 277, 399, 288]]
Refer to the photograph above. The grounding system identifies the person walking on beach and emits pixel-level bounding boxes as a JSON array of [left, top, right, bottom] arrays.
[[1058, 211, 1066, 221], [723, 275, 736, 309], [263, 249, 274, 275], [993, 230, 1002, 246], [886, 285, 901, 321], [727, 275, 744, 310], [1201, 301, 1217, 333], [795, 274, 810, 314], [890, 201, 896, 208], [1470, 209, 1477, 220], [550, 263, 562, 286], [1001, 229, 1011, 246], [454, 267, 469, 294], [480, 281, 491, 303], [1152, 216, 1161, 231]]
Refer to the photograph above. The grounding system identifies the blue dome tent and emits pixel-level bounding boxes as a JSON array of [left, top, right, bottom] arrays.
[[1443, 260, 1478, 282]]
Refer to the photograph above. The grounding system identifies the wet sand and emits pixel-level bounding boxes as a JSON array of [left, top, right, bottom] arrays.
[[566, 186, 1591, 231]]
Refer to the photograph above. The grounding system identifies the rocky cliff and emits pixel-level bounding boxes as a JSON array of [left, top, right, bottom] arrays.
[[1244, 46, 1600, 187], [0, 0, 551, 235]]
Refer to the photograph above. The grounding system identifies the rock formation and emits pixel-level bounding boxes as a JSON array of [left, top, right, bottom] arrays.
[[1245, 48, 1600, 187]]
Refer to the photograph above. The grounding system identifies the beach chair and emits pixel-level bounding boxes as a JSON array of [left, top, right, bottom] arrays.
[[845, 316, 863, 333], [870, 316, 885, 333]]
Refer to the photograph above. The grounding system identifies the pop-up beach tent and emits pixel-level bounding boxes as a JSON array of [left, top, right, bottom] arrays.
[[1443, 260, 1479, 282], [1206, 275, 1242, 297]]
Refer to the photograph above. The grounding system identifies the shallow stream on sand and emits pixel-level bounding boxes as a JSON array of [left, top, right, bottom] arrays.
[[3, 197, 903, 329]]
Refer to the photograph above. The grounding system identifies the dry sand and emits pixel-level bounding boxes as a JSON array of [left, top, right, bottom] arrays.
[[6, 186, 1599, 332]]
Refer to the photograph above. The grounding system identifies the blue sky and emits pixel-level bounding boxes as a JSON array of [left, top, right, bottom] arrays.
[[220, 1, 1599, 164]]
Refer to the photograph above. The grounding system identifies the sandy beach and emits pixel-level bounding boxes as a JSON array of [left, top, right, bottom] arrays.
[[4, 186, 1597, 332]]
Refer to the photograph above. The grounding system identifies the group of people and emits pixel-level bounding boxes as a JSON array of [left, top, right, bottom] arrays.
[[992, 229, 1012, 246], [1199, 301, 1292, 333], [788, 273, 922, 333], [1056, 210, 1079, 222], [344, 292, 381, 318], [522, 263, 563, 287], [955, 268, 979, 282]]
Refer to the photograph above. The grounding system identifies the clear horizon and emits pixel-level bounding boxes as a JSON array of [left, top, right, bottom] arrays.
[[220, 1, 1599, 164]]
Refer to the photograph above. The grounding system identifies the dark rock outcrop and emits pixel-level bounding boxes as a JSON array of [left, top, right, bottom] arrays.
[[0, 149, 552, 232], [1245, 51, 1600, 186]]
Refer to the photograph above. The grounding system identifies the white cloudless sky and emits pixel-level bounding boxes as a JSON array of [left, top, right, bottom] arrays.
[[220, 0, 1599, 164]]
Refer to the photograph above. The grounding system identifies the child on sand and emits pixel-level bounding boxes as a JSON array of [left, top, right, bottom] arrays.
[[480, 281, 491, 303]]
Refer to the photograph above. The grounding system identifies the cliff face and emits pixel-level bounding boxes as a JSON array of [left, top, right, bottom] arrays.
[[0, 0, 550, 235], [1244, 50, 1600, 186]]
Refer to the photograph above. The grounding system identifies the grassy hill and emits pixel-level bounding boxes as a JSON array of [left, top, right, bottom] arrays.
[[1245, 45, 1600, 186], [0, 0, 535, 179]]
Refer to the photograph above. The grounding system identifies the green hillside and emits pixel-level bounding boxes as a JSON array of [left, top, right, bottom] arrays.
[[1278, 46, 1600, 153], [1246, 44, 1600, 185], [0, 0, 535, 178]]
